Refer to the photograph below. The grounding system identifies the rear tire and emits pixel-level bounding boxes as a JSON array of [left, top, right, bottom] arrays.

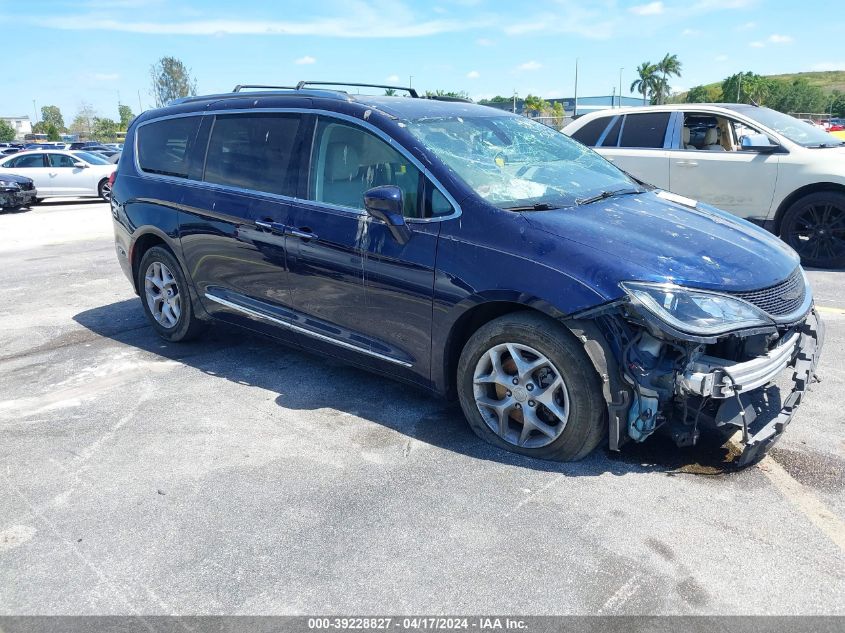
[[456, 311, 606, 461], [780, 191, 845, 268], [137, 246, 205, 342], [98, 178, 112, 202]]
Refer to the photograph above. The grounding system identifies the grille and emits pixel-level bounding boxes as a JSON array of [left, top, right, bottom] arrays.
[[20, 181, 33, 191], [731, 267, 806, 317]]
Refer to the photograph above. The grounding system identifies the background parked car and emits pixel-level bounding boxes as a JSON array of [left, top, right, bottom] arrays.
[[0, 173, 37, 212], [0, 150, 115, 201], [564, 104, 845, 268]]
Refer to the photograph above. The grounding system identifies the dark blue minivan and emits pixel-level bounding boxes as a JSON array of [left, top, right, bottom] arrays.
[[111, 82, 824, 465]]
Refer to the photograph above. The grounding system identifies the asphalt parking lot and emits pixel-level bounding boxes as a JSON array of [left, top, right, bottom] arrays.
[[1, 200, 843, 615]]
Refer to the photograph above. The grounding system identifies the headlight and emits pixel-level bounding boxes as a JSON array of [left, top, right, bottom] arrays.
[[621, 281, 773, 336], [0, 180, 20, 189]]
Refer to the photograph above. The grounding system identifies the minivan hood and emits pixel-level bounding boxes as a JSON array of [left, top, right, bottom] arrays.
[[523, 191, 799, 293]]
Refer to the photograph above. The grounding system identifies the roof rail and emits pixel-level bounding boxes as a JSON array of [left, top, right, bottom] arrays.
[[295, 81, 419, 98], [233, 84, 297, 92]]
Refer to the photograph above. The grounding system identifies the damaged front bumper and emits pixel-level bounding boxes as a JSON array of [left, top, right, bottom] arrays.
[[0, 186, 36, 210], [681, 308, 824, 465]]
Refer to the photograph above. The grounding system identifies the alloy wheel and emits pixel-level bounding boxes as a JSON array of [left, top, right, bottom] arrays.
[[144, 261, 182, 328], [787, 201, 845, 263], [472, 342, 570, 448]]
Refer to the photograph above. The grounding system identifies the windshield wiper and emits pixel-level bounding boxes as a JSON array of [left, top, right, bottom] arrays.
[[502, 202, 560, 212], [576, 188, 644, 206]]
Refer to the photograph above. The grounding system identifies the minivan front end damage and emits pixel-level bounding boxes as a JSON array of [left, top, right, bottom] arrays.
[[567, 267, 824, 466]]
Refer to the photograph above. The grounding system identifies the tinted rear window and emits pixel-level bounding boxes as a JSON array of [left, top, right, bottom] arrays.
[[600, 116, 623, 147], [203, 113, 303, 196], [619, 112, 671, 148], [137, 116, 201, 178], [569, 117, 612, 146]]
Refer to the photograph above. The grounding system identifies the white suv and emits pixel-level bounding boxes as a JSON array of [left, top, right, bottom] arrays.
[[563, 104, 845, 268]]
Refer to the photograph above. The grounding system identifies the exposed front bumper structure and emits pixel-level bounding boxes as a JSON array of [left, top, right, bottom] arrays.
[[683, 309, 825, 466]]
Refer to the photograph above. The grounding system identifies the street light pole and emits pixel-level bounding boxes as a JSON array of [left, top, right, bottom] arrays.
[[32, 99, 38, 124], [573, 58, 579, 117], [619, 67, 624, 108]]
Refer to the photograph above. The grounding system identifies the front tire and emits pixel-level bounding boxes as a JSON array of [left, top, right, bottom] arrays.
[[456, 312, 606, 461], [137, 246, 205, 342], [780, 191, 845, 268]]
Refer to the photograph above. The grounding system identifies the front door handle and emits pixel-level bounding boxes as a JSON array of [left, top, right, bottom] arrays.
[[285, 227, 318, 241], [676, 160, 699, 167], [255, 219, 286, 234]]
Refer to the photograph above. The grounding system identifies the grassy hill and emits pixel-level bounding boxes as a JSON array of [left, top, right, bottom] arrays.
[[675, 70, 845, 101]]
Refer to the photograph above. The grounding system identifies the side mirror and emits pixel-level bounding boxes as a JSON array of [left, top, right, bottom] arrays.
[[363, 185, 411, 245], [73, 161, 88, 168], [740, 134, 780, 153]]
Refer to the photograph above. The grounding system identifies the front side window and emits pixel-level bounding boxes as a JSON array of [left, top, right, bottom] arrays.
[[203, 113, 303, 196], [73, 151, 111, 165], [309, 119, 423, 218], [137, 116, 201, 178], [5, 154, 45, 168], [47, 153, 77, 168], [618, 112, 671, 148], [405, 114, 635, 209]]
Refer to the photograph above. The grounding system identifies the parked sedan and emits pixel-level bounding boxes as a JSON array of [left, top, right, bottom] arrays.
[[0, 150, 115, 200], [0, 173, 37, 211]]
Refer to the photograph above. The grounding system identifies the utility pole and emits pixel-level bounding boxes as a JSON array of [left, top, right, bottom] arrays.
[[573, 58, 579, 117], [611, 86, 616, 108], [409, 75, 413, 89], [32, 99, 38, 124], [138, 90, 143, 112], [619, 67, 624, 107], [513, 89, 517, 114], [737, 73, 742, 102]]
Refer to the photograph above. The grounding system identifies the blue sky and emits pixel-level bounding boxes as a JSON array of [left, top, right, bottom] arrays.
[[3, 0, 843, 122]]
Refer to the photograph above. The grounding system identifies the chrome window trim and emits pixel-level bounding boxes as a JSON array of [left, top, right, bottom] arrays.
[[133, 108, 462, 224], [205, 292, 413, 367]]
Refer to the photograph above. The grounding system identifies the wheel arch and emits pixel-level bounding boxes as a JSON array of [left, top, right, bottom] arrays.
[[129, 229, 175, 294], [773, 182, 845, 234]]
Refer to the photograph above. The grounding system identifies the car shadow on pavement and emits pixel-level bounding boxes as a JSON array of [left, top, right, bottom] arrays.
[[73, 299, 745, 478]]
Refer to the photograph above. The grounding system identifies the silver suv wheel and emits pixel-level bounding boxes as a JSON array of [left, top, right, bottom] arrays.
[[144, 261, 181, 328]]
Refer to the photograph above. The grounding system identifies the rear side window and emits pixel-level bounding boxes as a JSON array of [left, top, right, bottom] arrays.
[[203, 113, 303, 196], [569, 117, 612, 146], [6, 154, 45, 168], [137, 116, 201, 178], [619, 112, 671, 148]]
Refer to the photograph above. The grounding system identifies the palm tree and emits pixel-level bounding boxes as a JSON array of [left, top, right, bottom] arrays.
[[656, 53, 682, 104], [630, 62, 659, 105]]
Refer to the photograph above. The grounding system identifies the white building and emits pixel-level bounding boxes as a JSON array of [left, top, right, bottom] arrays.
[[1, 115, 33, 141]]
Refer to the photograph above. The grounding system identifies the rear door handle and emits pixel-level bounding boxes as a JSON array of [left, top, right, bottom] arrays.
[[285, 227, 318, 241], [676, 160, 698, 167]]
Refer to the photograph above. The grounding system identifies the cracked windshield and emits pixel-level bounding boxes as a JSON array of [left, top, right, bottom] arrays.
[[406, 115, 636, 209]]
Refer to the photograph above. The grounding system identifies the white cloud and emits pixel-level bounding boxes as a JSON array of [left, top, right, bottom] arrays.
[[466, 70, 480, 79], [476, 37, 494, 46], [768, 33, 793, 44], [714, 54, 729, 62], [810, 62, 845, 71], [386, 74, 400, 82], [736, 21, 756, 30], [295, 55, 316, 65], [692, 0, 755, 9], [749, 41, 764, 48], [517, 60, 542, 71], [629, 2, 664, 16]]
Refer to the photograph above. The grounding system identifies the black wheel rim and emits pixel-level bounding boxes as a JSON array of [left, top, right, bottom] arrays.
[[787, 201, 845, 262]]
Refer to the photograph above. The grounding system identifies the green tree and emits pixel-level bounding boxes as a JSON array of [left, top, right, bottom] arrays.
[[424, 90, 470, 100], [767, 78, 827, 113], [32, 121, 49, 134], [383, 88, 397, 96], [721, 72, 770, 104], [686, 85, 716, 103], [830, 91, 845, 117], [631, 62, 659, 105], [0, 120, 16, 142], [655, 53, 682, 105], [550, 101, 565, 129], [150, 56, 197, 107], [118, 104, 135, 130], [91, 117, 120, 142], [45, 123, 61, 142], [523, 93, 548, 116], [40, 105, 65, 132]]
